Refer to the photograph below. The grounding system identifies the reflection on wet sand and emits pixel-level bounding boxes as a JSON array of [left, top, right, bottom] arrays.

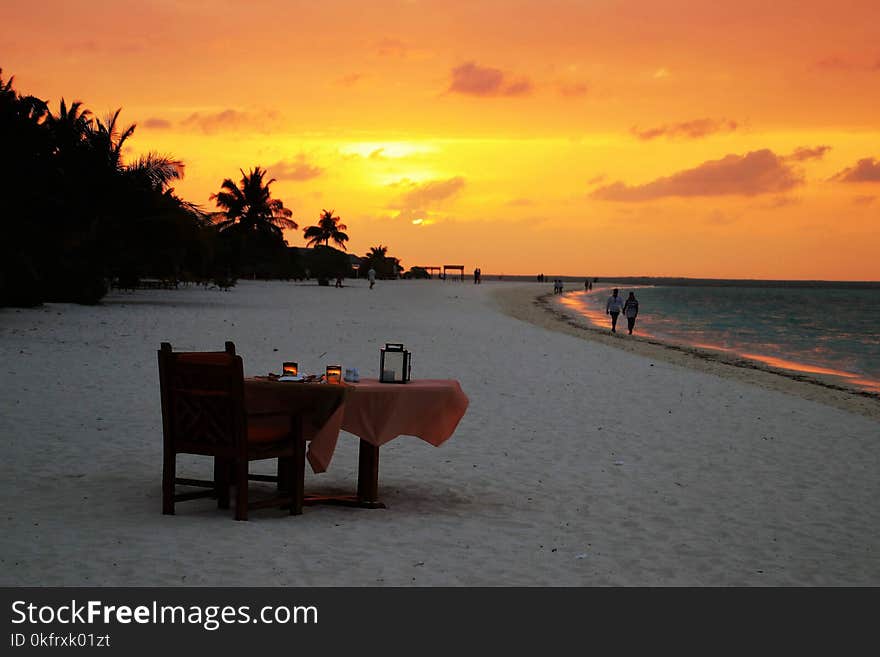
[[558, 289, 880, 394]]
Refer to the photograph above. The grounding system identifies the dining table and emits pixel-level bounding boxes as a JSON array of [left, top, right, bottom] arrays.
[[244, 377, 469, 507]]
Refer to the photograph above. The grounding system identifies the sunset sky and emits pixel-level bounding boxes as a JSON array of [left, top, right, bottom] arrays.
[[4, 0, 879, 279]]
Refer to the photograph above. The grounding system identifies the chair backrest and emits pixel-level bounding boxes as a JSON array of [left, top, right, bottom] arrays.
[[157, 342, 247, 457]]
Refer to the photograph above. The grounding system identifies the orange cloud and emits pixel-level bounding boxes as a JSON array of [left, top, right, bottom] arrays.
[[143, 117, 172, 129], [395, 176, 466, 207], [269, 154, 324, 181], [448, 62, 533, 97], [389, 176, 466, 220], [785, 145, 831, 161], [591, 149, 802, 201], [334, 73, 364, 87], [557, 81, 589, 97], [180, 109, 279, 134], [375, 37, 412, 58], [631, 118, 738, 140], [830, 157, 880, 182]]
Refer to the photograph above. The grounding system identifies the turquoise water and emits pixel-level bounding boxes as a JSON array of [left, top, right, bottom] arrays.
[[562, 284, 880, 393]]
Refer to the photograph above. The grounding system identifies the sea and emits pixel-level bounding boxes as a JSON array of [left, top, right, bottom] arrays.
[[554, 280, 880, 393]]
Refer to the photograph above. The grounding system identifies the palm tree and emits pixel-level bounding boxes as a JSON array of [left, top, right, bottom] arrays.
[[303, 209, 349, 250], [210, 167, 297, 238], [47, 98, 91, 155], [366, 245, 387, 260]]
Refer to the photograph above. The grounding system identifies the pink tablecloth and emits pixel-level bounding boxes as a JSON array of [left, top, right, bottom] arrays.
[[244, 378, 469, 473]]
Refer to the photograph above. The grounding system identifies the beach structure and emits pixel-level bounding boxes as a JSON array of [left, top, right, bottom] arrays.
[[415, 266, 442, 279], [443, 265, 465, 281]]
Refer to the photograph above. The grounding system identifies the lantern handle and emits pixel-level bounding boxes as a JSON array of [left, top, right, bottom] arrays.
[[384, 343, 405, 351]]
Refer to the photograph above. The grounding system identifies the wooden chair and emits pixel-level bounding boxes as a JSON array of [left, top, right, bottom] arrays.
[[158, 341, 305, 521]]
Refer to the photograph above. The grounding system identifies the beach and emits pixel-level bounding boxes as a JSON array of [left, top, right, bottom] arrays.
[[2, 280, 879, 585]]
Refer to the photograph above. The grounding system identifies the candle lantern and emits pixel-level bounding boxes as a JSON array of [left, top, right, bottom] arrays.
[[326, 365, 343, 384], [282, 362, 298, 377], [379, 343, 411, 383]]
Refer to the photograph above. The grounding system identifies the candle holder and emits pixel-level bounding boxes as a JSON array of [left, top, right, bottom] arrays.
[[326, 365, 343, 385], [379, 343, 411, 383]]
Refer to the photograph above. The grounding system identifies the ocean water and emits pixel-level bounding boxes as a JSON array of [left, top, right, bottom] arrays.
[[560, 284, 880, 393]]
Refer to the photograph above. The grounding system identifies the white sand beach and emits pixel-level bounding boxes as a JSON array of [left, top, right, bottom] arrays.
[[2, 280, 879, 586]]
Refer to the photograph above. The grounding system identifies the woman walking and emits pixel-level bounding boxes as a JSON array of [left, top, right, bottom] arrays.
[[623, 291, 639, 335]]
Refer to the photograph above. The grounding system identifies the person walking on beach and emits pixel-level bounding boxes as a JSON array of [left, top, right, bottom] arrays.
[[368, 267, 376, 290], [623, 291, 639, 335], [606, 288, 624, 333]]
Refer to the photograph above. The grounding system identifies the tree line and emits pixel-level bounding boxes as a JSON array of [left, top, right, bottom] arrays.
[[0, 70, 410, 306]]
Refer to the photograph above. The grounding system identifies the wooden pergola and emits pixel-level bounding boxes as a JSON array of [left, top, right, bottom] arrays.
[[443, 265, 465, 281]]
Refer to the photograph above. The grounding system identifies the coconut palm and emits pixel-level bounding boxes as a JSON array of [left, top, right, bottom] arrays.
[[210, 167, 297, 238], [303, 209, 349, 250], [47, 98, 91, 154], [366, 245, 387, 259]]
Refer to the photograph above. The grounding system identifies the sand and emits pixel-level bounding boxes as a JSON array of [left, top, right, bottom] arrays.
[[2, 280, 879, 586]]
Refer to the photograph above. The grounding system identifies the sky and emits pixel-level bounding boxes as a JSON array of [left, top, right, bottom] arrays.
[[3, 0, 879, 279]]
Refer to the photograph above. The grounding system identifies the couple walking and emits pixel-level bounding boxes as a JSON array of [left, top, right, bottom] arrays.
[[605, 288, 639, 334]]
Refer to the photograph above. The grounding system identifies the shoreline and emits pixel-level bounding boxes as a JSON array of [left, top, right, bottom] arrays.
[[492, 284, 880, 421]]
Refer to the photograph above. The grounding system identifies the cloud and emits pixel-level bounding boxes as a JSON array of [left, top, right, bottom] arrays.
[[815, 56, 852, 70], [448, 62, 533, 97], [395, 176, 466, 207], [591, 149, 803, 202], [853, 195, 875, 205], [631, 118, 738, 140], [557, 82, 589, 98], [653, 68, 670, 79], [143, 117, 172, 129], [389, 176, 466, 220], [761, 195, 802, 209], [334, 73, 364, 87], [180, 109, 279, 134], [586, 174, 607, 185], [375, 37, 411, 58], [785, 145, 831, 161], [269, 154, 324, 181], [829, 157, 880, 182]]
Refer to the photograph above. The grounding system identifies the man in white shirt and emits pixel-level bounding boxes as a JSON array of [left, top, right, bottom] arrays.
[[605, 288, 624, 333], [368, 267, 376, 289]]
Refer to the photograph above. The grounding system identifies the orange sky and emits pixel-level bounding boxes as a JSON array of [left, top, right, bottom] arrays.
[[4, 0, 879, 279]]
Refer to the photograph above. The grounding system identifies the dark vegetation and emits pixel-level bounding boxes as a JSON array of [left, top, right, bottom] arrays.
[[0, 70, 412, 307]]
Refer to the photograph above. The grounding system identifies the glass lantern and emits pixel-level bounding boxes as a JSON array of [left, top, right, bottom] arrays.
[[379, 343, 411, 383], [326, 365, 343, 384], [283, 362, 298, 377]]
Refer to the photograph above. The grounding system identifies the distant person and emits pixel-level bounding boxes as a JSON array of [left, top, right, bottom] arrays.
[[605, 288, 624, 333], [623, 291, 639, 335], [584, 280, 589, 291], [368, 267, 376, 290], [589, 281, 593, 291], [335, 273, 344, 288]]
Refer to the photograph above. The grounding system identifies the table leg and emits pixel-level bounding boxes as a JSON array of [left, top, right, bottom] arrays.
[[303, 439, 386, 509], [356, 439, 385, 508]]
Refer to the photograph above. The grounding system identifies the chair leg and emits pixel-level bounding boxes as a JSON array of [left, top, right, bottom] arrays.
[[291, 439, 305, 516], [162, 450, 176, 515], [215, 457, 231, 509], [234, 459, 249, 521], [277, 457, 290, 492]]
